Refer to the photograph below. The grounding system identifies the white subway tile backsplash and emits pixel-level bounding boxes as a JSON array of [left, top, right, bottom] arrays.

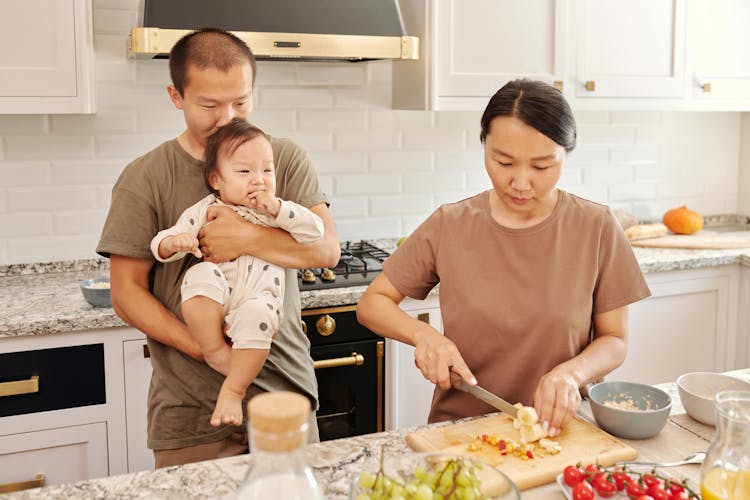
[[367, 61, 392, 85], [566, 185, 609, 204], [97, 186, 113, 208], [0, 191, 7, 213], [370, 151, 432, 173], [610, 144, 661, 164], [335, 217, 401, 240], [435, 151, 483, 171], [466, 170, 492, 191], [54, 210, 108, 235], [610, 111, 662, 126], [335, 174, 400, 195], [52, 112, 137, 134], [335, 130, 400, 151], [370, 195, 433, 216], [435, 111, 479, 130], [309, 152, 368, 174], [96, 134, 172, 159], [633, 163, 665, 183], [403, 171, 464, 193], [369, 110, 433, 129], [577, 125, 636, 145], [402, 129, 465, 151], [96, 83, 173, 110], [0, 213, 53, 237], [0, 116, 48, 135], [94, 0, 140, 10], [92, 8, 138, 35], [135, 61, 172, 85], [8, 187, 98, 212], [250, 110, 296, 131], [573, 111, 610, 125], [559, 166, 583, 186], [567, 146, 609, 167], [273, 131, 334, 153], [256, 63, 298, 86], [297, 110, 367, 131], [329, 197, 368, 218], [4, 136, 95, 161], [582, 165, 634, 184], [260, 89, 334, 109], [0, 163, 52, 187], [52, 161, 125, 185], [434, 191, 480, 206], [335, 87, 391, 109], [296, 64, 366, 86], [137, 111, 185, 133], [609, 183, 658, 201], [635, 126, 662, 144]]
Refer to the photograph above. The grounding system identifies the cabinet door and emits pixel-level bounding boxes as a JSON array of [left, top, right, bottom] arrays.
[[123, 338, 154, 472], [689, 0, 750, 100], [436, 0, 566, 100], [574, 0, 686, 98], [0, 422, 108, 490], [0, 0, 94, 113], [386, 297, 442, 430], [608, 268, 738, 385]]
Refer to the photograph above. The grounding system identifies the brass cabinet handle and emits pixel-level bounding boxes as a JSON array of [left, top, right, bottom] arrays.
[[553, 80, 563, 91], [314, 352, 364, 370], [584, 80, 596, 91], [316, 314, 336, 336], [701, 83, 711, 92], [0, 375, 39, 398], [0, 474, 46, 494]]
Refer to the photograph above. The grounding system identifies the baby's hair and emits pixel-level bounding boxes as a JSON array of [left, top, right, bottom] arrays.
[[204, 118, 269, 194]]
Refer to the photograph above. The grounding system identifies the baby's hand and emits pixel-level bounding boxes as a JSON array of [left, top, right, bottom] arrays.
[[249, 190, 281, 217], [160, 233, 202, 259]]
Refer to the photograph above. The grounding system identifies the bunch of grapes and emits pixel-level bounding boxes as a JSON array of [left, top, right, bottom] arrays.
[[354, 453, 488, 500]]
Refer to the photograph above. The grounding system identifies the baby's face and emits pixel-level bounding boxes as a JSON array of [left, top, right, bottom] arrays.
[[210, 136, 276, 207]]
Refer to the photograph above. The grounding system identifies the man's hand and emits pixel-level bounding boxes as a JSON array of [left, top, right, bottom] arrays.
[[247, 190, 281, 216], [198, 205, 259, 263], [159, 233, 202, 259]]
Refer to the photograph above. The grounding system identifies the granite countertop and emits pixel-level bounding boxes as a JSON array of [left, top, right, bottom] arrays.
[[6, 369, 748, 500], [2, 232, 750, 339]]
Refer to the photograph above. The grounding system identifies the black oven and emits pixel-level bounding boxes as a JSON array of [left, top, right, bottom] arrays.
[[302, 305, 384, 442]]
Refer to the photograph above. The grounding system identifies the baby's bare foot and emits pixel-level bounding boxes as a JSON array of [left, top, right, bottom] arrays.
[[210, 385, 244, 427]]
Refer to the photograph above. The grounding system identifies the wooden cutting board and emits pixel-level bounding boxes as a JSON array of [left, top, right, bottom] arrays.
[[631, 231, 750, 249], [406, 414, 637, 491]]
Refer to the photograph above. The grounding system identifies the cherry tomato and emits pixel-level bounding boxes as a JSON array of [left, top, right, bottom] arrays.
[[572, 480, 595, 500], [642, 474, 661, 489], [668, 482, 685, 494], [647, 483, 670, 500], [585, 463, 602, 475], [634, 496, 655, 500], [627, 481, 648, 498], [563, 465, 585, 487], [612, 471, 632, 491], [593, 475, 616, 498], [671, 492, 689, 500]]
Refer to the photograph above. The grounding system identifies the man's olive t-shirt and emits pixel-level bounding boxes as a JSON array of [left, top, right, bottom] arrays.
[[383, 190, 651, 424], [97, 138, 325, 449]]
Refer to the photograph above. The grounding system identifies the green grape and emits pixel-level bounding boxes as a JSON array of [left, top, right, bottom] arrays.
[[359, 471, 376, 489], [414, 484, 434, 500], [355, 494, 371, 500]]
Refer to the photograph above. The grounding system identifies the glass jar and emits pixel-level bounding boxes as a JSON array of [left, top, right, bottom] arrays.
[[236, 391, 324, 499], [700, 390, 750, 500]]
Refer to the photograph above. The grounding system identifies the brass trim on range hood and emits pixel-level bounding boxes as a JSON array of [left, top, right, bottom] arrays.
[[128, 27, 418, 61]]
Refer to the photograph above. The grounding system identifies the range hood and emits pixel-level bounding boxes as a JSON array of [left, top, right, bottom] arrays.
[[128, 0, 418, 62]]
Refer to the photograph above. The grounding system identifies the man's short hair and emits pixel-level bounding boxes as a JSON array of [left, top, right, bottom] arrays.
[[169, 27, 257, 96]]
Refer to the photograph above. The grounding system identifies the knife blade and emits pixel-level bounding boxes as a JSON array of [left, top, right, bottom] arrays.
[[457, 379, 518, 418]]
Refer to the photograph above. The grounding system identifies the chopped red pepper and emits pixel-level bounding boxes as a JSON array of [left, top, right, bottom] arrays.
[[498, 440, 506, 451], [526, 450, 534, 459], [481, 434, 488, 442]]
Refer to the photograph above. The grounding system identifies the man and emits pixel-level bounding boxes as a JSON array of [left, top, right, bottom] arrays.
[[97, 28, 340, 467]]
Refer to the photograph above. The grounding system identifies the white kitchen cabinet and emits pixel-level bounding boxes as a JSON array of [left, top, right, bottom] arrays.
[[570, 0, 686, 100], [608, 266, 740, 386], [0, 327, 139, 488], [0, 0, 95, 114], [0, 423, 107, 492], [686, 0, 750, 108], [394, 0, 567, 110], [385, 295, 441, 430], [123, 336, 154, 473]]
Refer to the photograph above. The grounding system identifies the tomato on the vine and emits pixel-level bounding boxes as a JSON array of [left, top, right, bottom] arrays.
[[668, 482, 686, 494], [671, 492, 689, 500], [584, 463, 602, 475], [626, 481, 648, 498], [572, 480, 595, 500], [641, 474, 661, 488], [612, 471, 632, 491], [647, 483, 670, 500], [563, 465, 586, 487], [633, 496, 655, 500], [592, 474, 616, 498]]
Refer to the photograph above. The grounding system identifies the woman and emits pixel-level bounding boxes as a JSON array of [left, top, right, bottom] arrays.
[[356, 79, 650, 437]]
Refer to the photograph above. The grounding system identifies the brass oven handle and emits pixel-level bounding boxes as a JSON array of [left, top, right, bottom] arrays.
[[0, 375, 39, 398], [0, 474, 46, 493], [316, 315, 336, 336], [314, 352, 364, 370]]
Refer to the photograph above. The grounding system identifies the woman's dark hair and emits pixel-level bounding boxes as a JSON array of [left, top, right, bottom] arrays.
[[169, 27, 257, 96], [204, 118, 269, 195], [480, 79, 577, 152]]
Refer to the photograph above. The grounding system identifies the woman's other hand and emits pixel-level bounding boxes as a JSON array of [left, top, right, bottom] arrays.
[[533, 366, 582, 437], [413, 326, 476, 391]]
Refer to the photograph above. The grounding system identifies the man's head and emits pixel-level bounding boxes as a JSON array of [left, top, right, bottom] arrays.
[[167, 28, 258, 154]]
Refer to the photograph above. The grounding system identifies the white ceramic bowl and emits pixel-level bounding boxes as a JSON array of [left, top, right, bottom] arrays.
[[588, 381, 671, 439], [349, 452, 520, 499], [676, 372, 750, 426]]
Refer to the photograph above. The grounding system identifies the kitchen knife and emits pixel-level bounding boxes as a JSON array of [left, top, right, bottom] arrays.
[[456, 378, 518, 418]]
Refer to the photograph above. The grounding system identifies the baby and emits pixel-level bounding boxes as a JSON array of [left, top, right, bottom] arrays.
[[150, 118, 324, 427]]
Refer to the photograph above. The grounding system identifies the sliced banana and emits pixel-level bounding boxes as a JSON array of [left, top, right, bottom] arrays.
[[512, 404, 549, 444]]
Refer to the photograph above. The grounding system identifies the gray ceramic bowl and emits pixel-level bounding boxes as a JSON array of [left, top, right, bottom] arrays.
[[589, 381, 671, 439], [677, 371, 750, 426], [80, 277, 112, 308]]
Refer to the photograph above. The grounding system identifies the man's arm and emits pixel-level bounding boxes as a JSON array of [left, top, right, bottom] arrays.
[[110, 254, 203, 360], [198, 203, 340, 268]]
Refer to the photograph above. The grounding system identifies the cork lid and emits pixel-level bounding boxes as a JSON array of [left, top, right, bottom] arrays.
[[247, 391, 310, 451]]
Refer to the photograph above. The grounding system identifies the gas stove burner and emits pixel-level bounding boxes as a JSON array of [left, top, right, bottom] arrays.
[[298, 240, 391, 290]]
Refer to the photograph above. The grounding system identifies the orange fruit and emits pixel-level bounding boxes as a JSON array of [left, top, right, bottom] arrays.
[[662, 205, 704, 235]]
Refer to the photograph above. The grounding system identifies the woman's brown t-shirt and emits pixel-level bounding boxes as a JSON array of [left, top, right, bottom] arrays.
[[383, 189, 651, 423]]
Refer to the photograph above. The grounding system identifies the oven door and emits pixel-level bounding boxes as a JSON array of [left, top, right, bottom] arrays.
[[312, 339, 384, 441]]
